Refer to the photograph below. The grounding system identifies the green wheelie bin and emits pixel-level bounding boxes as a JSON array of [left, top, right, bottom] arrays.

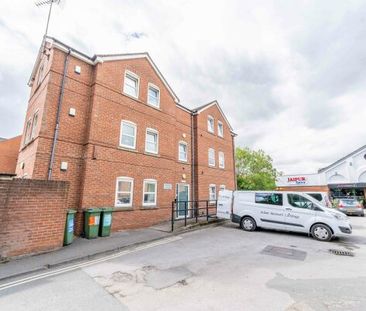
[[99, 208, 113, 237], [84, 208, 101, 239], [64, 209, 76, 245]]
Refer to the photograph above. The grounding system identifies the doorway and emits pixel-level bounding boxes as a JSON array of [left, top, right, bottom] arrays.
[[176, 183, 190, 218]]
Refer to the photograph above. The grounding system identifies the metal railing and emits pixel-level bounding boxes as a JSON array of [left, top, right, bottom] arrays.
[[171, 199, 217, 231]]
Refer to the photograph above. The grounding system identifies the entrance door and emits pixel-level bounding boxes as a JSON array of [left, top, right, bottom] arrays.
[[176, 184, 189, 218]]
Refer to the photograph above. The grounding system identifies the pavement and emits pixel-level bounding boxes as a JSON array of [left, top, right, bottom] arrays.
[[0, 217, 365, 310], [0, 218, 221, 281]]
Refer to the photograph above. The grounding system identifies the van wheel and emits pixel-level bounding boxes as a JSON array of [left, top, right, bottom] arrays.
[[240, 217, 257, 232], [311, 224, 332, 242]]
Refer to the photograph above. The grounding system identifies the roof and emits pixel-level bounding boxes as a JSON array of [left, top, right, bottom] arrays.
[[29, 37, 180, 103], [318, 144, 366, 173], [0, 135, 21, 175], [192, 100, 235, 134]]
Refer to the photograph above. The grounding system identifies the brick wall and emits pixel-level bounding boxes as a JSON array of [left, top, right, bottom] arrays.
[[0, 179, 69, 259]]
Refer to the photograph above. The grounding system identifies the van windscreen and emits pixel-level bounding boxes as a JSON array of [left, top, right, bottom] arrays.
[[307, 193, 322, 201]]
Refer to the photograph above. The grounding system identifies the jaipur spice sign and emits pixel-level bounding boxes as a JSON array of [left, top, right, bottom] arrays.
[[287, 176, 307, 185]]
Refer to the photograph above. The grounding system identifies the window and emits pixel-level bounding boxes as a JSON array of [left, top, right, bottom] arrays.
[[37, 63, 44, 86], [148, 84, 160, 108], [178, 141, 188, 162], [120, 121, 137, 149], [287, 194, 314, 209], [307, 193, 322, 202], [115, 177, 134, 207], [143, 179, 157, 206], [207, 116, 214, 133], [24, 119, 32, 145], [209, 184, 217, 203], [220, 185, 226, 191], [255, 193, 283, 206], [31, 112, 39, 139], [218, 121, 224, 137], [145, 128, 158, 154], [208, 148, 215, 166], [218, 151, 225, 168], [123, 71, 139, 98]]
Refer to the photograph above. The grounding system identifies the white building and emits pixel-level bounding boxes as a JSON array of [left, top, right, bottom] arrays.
[[276, 145, 366, 198]]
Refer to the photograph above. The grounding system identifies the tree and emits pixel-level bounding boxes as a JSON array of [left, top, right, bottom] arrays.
[[235, 147, 279, 190]]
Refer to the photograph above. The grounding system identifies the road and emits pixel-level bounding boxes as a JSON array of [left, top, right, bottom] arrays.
[[1, 217, 366, 311]]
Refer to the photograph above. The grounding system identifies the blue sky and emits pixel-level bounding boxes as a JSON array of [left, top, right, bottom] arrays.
[[1, 0, 366, 174]]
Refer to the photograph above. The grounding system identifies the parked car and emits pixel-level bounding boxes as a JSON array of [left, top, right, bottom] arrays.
[[217, 190, 352, 242], [335, 198, 365, 217], [305, 192, 332, 208]]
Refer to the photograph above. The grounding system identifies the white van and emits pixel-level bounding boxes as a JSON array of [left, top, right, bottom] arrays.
[[217, 190, 352, 241]]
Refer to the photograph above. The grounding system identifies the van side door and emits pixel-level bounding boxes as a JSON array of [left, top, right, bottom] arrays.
[[284, 194, 316, 232], [255, 192, 285, 229]]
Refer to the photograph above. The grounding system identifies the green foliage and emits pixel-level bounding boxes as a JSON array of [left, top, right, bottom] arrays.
[[236, 147, 279, 190]]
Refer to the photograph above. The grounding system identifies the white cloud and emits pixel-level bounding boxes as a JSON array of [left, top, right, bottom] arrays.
[[0, 0, 365, 174]]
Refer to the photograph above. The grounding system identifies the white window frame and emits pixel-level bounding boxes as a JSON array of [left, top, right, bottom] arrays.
[[115, 177, 134, 207], [208, 148, 215, 167], [218, 151, 225, 169], [209, 184, 217, 203], [220, 185, 226, 191], [31, 110, 39, 140], [120, 120, 137, 149], [207, 115, 215, 133], [123, 70, 140, 99], [218, 121, 224, 137], [24, 119, 32, 145], [37, 63, 44, 86], [147, 83, 160, 108], [178, 141, 188, 162], [143, 179, 157, 206], [145, 128, 159, 154]]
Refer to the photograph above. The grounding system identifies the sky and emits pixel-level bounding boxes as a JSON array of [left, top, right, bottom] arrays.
[[1, 0, 366, 174]]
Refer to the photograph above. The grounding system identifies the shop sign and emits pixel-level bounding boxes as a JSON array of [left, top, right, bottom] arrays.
[[287, 176, 307, 185]]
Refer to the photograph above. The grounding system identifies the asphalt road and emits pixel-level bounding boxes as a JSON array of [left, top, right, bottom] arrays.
[[1, 217, 366, 311]]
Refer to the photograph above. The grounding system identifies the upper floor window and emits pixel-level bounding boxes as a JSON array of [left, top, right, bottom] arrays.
[[115, 177, 134, 207], [218, 151, 225, 168], [37, 63, 44, 86], [143, 179, 157, 206], [207, 116, 214, 133], [208, 148, 215, 166], [148, 84, 160, 108], [218, 121, 224, 137], [145, 128, 158, 154], [220, 185, 226, 191], [178, 141, 188, 162], [123, 71, 139, 99], [24, 119, 32, 145], [31, 112, 39, 140], [120, 120, 137, 149]]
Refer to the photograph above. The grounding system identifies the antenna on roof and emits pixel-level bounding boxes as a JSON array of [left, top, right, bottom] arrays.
[[35, 0, 61, 40]]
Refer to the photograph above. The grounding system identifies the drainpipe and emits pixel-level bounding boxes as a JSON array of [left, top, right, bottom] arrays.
[[231, 133, 237, 190], [191, 112, 195, 201], [47, 49, 71, 180]]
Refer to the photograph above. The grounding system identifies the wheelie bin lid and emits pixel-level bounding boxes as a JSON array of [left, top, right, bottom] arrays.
[[101, 207, 114, 212], [67, 209, 77, 214], [85, 208, 102, 213]]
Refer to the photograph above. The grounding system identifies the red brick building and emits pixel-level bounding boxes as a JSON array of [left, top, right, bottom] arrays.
[[16, 37, 236, 232]]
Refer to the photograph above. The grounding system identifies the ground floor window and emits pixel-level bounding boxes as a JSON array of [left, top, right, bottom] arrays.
[[115, 177, 134, 207], [143, 179, 157, 206], [209, 184, 217, 203]]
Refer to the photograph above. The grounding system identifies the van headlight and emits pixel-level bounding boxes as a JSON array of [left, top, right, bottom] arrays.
[[331, 212, 346, 220]]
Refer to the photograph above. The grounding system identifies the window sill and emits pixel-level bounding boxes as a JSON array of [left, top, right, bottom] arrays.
[[123, 92, 139, 101], [114, 207, 134, 212], [144, 152, 159, 157], [147, 103, 161, 110], [140, 206, 157, 210], [118, 146, 138, 153], [178, 160, 189, 164]]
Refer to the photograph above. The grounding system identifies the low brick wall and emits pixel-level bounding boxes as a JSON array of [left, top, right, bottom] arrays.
[[0, 179, 69, 259]]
